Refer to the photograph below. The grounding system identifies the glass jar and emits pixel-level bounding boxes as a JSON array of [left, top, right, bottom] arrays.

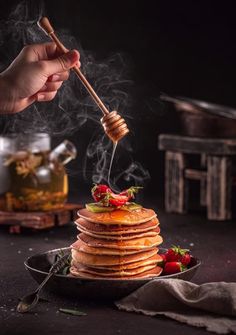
[[0, 133, 77, 212], [0, 136, 14, 210]]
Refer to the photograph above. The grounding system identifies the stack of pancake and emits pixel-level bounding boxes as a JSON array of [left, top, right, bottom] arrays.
[[70, 207, 163, 279]]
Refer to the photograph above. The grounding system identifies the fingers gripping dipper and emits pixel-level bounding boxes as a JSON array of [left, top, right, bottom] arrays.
[[38, 17, 129, 143]]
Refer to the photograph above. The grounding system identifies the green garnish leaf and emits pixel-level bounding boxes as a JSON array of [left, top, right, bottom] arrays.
[[126, 186, 143, 198], [59, 308, 87, 316], [86, 202, 142, 213], [121, 202, 142, 211], [62, 266, 70, 275], [86, 203, 115, 213]]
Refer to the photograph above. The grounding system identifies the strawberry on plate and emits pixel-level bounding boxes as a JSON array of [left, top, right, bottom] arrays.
[[163, 261, 186, 275], [165, 245, 191, 265], [180, 253, 191, 266], [159, 253, 167, 267], [159, 245, 192, 275]]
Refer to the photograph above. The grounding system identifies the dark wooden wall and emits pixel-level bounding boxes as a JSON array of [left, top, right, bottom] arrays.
[[1, 0, 236, 198]]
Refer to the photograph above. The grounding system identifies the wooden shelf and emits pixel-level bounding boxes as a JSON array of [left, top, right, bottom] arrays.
[[0, 203, 82, 233]]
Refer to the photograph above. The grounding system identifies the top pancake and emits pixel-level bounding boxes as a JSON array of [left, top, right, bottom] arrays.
[[78, 208, 157, 225]]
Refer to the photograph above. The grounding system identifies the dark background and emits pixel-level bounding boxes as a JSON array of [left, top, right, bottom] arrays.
[[1, 4, 236, 334], [1, 0, 236, 200]]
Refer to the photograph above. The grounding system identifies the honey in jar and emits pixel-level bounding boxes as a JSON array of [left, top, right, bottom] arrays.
[[0, 133, 76, 211]]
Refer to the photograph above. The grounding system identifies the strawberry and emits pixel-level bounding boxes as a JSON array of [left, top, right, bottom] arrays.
[[119, 186, 143, 201], [163, 262, 186, 275], [159, 254, 167, 267], [159, 254, 167, 263], [91, 184, 111, 202], [91, 184, 142, 208], [165, 248, 179, 262], [165, 245, 190, 263], [107, 193, 129, 207], [107, 186, 142, 207], [180, 253, 191, 266]]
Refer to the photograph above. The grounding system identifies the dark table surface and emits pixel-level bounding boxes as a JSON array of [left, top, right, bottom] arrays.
[[1, 197, 236, 335]]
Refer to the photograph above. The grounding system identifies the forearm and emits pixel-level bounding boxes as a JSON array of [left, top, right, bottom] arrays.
[[0, 73, 15, 114]]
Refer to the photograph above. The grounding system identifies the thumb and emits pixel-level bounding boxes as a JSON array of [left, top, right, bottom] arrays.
[[44, 50, 80, 75]]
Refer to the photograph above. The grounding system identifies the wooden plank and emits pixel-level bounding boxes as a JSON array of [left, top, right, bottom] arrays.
[[184, 166, 208, 206], [165, 151, 187, 213], [206, 156, 232, 220], [0, 212, 54, 229], [0, 203, 82, 232], [159, 134, 236, 155], [55, 210, 71, 226], [185, 169, 207, 180]]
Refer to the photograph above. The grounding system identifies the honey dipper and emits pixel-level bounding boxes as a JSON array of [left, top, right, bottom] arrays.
[[38, 17, 129, 142]]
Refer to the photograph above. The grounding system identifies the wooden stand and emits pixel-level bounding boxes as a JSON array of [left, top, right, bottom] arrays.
[[0, 203, 82, 233], [159, 134, 236, 220]]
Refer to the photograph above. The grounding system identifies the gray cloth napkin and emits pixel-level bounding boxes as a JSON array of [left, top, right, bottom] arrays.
[[115, 279, 236, 334]]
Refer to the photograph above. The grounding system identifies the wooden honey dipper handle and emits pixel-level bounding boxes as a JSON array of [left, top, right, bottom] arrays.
[[38, 17, 110, 116]]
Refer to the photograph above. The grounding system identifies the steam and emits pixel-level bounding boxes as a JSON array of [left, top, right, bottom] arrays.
[[0, 0, 150, 189]]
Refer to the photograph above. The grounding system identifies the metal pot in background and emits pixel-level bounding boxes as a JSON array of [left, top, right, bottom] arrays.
[[160, 94, 236, 138]]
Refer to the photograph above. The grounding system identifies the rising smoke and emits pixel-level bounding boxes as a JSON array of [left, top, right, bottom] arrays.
[[0, 0, 150, 189]]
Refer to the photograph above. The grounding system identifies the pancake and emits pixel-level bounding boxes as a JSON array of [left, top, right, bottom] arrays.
[[75, 217, 159, 235], [77, 224, 160, 240], [71, 239, 157, 256], [71, 204, 162, 280], [79, 233, 163, 250], [71, 248, 158, 267], [70, 265, 163, 279], [72, 254, 162, 271], [78, 208, 157, 225], [72, 262, 157, 277]]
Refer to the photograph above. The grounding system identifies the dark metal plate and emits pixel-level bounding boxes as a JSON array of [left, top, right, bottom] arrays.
[[25, 247, 201, 301]]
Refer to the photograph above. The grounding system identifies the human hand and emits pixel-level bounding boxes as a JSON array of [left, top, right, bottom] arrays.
[[0, 42, 80, 114]]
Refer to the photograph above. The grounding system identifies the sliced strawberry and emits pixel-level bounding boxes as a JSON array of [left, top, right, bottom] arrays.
[[108, 193, 128, 207], [91, 184, 142, 208], [119, 186, 143, 201], [91, 184, 111, 202], [163, 261, 186, 275]]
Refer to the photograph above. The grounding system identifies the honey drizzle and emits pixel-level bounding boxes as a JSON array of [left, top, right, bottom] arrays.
[[106, 142, 127, 275], [107, 141, 118, 190]]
